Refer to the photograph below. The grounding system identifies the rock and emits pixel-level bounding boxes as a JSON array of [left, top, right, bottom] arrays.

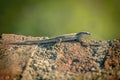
[[0, 34, 120, 80]]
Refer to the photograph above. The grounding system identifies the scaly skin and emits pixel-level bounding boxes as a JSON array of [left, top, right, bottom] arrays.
[[11, 32, 91, 45]]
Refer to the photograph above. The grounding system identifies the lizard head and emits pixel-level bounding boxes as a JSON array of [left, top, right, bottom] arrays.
[[76, 32, 91, 42], [76, 32, 91, 37]]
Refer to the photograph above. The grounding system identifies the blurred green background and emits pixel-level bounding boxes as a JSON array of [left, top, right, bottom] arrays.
[[0, 0, 120, 40]]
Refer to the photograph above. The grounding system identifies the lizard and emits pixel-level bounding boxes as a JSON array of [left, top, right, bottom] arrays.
[[11, 32, 91, 45]]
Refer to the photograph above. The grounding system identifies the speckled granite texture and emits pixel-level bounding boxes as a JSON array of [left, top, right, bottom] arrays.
[[0, 34, 120, 80]]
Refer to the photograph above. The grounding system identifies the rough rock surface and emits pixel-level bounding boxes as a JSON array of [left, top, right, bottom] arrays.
[[0, 34, 120, 80]]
